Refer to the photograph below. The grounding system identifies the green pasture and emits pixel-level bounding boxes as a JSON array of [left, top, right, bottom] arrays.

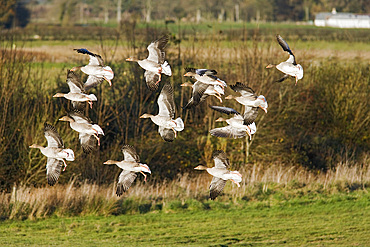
[[1, 193, 368, 246]]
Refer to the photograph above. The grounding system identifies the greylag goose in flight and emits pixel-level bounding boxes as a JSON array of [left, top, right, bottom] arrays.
[[104, 145, 151, 196], [209, 106, 256, 140], [140, 81, 184, 142], [194, 150, 242, 200], [266, 34, 303, 85], [225, 82, 268, 125], [59, 110, 104, 152], [181, 81, 224, 109], [53, 70, 97, 109], [184, 68, 227, 89], [29, 123, 75, 185], [126, 35, 172, 91], [71, 48, 114, 87]]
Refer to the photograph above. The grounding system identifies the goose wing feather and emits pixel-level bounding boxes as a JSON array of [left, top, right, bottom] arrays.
[[209, 177, 227, 200], [276, 35, 296, 65], [116, 170, 138, 196], [210, 126, 247, 139], [243, 106, 259, 125], [44, 123, 64, 148], [46, 158, 63, 186], [74, 48, 104, 66], [144, 70, 160, 91], [121, 145, 140, 162], [212, 150, 230, 168], [230, 82, 256, 98], [157, 82, 175, 118], [210, 105, 240, 115], [79, 133, 96, 153], [69, 109, 92, 124], [158, 126, 175, 142], [147, 35, 168, 64], [84, 75, 105, 91], [66, 70, 84, 93]]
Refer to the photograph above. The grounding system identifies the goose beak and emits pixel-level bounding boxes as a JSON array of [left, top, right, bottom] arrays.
[[260, 106, 267, 113]]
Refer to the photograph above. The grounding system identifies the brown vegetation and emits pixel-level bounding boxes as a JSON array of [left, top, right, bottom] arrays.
[[0, 25, 369, 204], [1, 159, 369, 220]]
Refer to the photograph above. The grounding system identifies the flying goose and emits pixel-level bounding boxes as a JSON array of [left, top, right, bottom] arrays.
[[71, 48, 114, 87], [225, 82, 268, 125], [29, 123, 75, 186], [266, 34, 303, 85], [104, 145, 151, 196], [53, 70, 97, 109], [140, 81, 184, 142], [181, 81, 224, 109], [126, 35, 172, 91], [184, 68, 227, 89], [209, 105, 256, 140], [194, 150, 242, 200], [59, 110, 104, 152]]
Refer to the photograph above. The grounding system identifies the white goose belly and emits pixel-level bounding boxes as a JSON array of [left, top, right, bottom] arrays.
[[138, 60, 161, 73], [70, 122, 94, 135]]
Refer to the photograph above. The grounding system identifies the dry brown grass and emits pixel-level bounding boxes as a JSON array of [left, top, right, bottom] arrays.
[[1, 158, 368, 220]]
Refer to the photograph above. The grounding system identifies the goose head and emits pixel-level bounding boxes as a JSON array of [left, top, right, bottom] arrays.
[[225, 95, 235, 100], [184, 71, 196, 77], [180, 82, 193, 87], [126, 57, 139, 62], [194, 165, 208, 170], [103, 160, 118, 165], [70, 66, 82, 71], [215, 117, 227, 122], [59, 116, 75, 122], [53, 93, 66, 98], [29, 144, 42, 149], [140, 113, 154, 119]]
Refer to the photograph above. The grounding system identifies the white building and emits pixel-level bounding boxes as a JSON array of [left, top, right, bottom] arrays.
[[314, 9, 370, 28]]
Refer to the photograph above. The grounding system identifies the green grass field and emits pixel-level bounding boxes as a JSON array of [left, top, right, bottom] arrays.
[[1, 193, 368, 246]]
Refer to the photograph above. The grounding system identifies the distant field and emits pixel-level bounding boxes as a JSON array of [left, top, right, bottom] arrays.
[[0, 193, 368, 246]]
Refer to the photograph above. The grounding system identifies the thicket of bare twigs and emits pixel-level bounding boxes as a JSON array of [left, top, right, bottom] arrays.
[[0, 24, 369, 213]]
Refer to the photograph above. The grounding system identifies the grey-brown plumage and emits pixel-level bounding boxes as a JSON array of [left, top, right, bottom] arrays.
[[228, 82, 267, 125], [209, 177, 227, 200], [182, 81, 210, 109], [158, 126, 176, 142], [149, 35, 169, 65], [66, 70, 87, 109], [46, 158, 64, 186], [109, 145, 151, 196], [144, 71, 160, 91], [65, 110, 99, 153], [209, 150, 230, 200], [116, 170, 138, 196], [276, 34, 297, 65], [195, 150, 242, 200], [44, 123, 65, 186], [126, 35, 171, 91]]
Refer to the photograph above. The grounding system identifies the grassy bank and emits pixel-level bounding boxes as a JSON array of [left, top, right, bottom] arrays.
[[0, 192, 368, 246], [1, 161, 368, 220]]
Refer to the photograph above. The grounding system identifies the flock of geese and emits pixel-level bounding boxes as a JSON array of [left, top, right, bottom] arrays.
[[30, 34, 303, 200]]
